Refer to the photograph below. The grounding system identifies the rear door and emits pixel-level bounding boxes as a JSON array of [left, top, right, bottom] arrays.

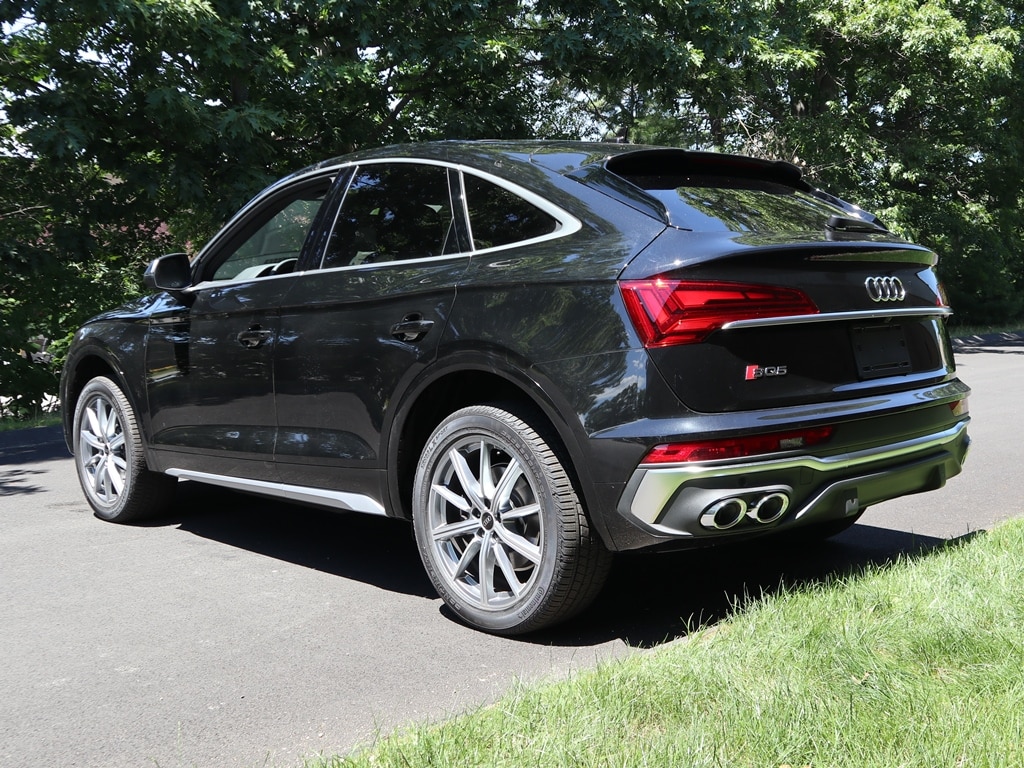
[[272, 160, 471, 500]]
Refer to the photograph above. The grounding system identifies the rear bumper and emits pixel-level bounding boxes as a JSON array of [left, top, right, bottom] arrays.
[[614, 418, 970, 545]]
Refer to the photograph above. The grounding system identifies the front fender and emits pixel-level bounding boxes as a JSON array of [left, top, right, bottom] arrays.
[[60, 320, 150, 455]]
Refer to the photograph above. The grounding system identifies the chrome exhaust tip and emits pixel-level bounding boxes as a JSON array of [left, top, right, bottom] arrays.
[[699, 498, 748, 530], [748, 492, 790, 524]]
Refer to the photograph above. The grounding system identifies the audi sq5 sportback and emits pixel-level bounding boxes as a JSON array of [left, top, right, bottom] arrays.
[[61, 141, 971, 634]]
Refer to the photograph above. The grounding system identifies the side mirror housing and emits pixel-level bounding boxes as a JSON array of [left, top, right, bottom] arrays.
[[144, 253, 193, 292]]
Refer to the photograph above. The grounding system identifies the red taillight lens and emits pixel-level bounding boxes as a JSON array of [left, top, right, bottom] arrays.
[[641, 426, 834, 464], [620, 278, 818, 347], [950, 399, 968, 416]]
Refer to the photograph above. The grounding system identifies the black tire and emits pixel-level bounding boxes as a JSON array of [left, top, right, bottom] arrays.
[[412, 404, 611, 635], [72, 376, 176, 522]]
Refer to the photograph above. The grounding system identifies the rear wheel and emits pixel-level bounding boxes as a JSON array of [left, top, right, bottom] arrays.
[[412, 405, 611, 634], [73, 376, 176, 522]]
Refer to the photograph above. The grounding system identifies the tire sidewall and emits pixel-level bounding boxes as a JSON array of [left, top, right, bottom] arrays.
[[413, 408, 564, 634], [73, 376, 139, 521]]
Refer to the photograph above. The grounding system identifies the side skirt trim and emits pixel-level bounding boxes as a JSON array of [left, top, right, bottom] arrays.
[[165, 468, 387, 516]]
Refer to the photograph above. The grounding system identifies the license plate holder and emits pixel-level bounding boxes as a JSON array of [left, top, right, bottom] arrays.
[[851, 324, 912, 379]]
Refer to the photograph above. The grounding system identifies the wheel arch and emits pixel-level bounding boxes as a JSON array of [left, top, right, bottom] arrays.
[[61, 344, 137, 455], [384, 355, 610, 545]]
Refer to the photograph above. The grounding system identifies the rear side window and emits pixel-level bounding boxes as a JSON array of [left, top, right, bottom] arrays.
[[463, 174, 559, 249], [323, 163, 460, 269], [627, 174, 843, 234]]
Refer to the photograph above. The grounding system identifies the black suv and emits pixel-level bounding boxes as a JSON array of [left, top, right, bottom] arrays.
[[61, 141, 970, 634]]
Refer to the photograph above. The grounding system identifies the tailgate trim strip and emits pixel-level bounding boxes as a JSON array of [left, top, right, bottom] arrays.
[[722, 307, 952, 330]]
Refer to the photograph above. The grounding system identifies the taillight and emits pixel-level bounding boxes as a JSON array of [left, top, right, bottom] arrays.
[[950, 399, 968, 416], [641, 426, 834, 464], [620, 278, 818, 347]]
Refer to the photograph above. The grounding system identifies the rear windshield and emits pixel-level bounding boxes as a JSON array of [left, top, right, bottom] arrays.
[[626, 174, 844, 234]]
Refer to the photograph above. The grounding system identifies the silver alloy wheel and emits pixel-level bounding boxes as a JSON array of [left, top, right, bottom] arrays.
[[425, 435, 543, 611], [78, 390, 129, 507], [414, 404, 611, 634], [73, 376, 176, 522]]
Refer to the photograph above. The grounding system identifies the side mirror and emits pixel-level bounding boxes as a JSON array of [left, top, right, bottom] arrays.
[[144, 253, 193, 292]]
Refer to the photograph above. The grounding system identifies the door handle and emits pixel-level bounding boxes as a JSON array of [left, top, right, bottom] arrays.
[[391, 315, 435, 343], [236, 325, 273, 349]]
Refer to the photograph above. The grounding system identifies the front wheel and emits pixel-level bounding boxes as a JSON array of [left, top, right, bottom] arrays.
[[73, 376, 176, 522], [412, 405, 611, 635]]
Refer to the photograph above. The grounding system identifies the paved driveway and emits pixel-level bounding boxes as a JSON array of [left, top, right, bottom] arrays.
[[1, 338, 1020, 768]]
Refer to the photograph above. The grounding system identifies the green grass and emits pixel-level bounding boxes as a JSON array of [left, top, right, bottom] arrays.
[[313, 520, 1024, 768], [0, 412, 61, 432]]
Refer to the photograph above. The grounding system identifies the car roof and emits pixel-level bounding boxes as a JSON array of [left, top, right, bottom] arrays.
[[256, 140, 822, 233], [311, 140, 641, 174], [291, 140, 809, 190], [249, 138, 892, 239]]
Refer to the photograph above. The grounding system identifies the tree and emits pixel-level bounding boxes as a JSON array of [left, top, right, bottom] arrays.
[[773, 0, 1024, 325], [630, 0, 1024, 325], [2, 0, 1022, 415], [0, 1, 545, 414], [1, 0, 735, 417]]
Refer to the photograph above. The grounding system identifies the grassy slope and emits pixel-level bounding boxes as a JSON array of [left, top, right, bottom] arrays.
[[317, 520, 1024, 767]]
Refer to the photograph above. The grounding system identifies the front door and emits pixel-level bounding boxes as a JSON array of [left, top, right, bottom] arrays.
[[145, 174, 334, 478]]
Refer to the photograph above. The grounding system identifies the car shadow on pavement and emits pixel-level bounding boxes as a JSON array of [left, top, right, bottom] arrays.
[[162, 481, 437, 599], [537, 524, 971, 649], [161, 480, 973, 649], [0, 427, 70, 496]]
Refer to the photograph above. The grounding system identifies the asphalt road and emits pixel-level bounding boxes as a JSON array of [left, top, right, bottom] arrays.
[[2, 337, 1021, 768]]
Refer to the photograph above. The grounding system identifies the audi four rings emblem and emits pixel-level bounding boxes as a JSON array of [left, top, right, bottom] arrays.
[[864, 276, 906, 302]]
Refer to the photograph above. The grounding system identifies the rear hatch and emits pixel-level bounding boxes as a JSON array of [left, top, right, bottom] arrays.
[[577, 149, 956, 413]]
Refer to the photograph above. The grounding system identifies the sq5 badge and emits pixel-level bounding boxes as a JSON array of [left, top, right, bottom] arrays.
[[745, 364, 788, 380]]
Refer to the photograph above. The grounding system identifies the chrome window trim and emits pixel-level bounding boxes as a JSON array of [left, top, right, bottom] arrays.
[[318, 158, 464, 272], [314, 251, 471, 276], [319, 157, 582, 269], [192, 167, 339, 269], [454, 165, 583, 254], [191, 156, 584, 283], [721, 306, 952, 330], [188, 268, 312, 291], [166, 469, 387, 516], [329, 157, 582, 241]]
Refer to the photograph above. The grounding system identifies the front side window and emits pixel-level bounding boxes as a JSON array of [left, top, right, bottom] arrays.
[[322, 163, 459, 269], [463, 174, 559, 250], [209, 182, 329, 281]]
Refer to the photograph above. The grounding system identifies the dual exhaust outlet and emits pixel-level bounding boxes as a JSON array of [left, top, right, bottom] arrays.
[[699, 491, 791, 531]]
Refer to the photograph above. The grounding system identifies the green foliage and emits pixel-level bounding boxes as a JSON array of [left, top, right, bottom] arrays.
[[0, 153, 175, 415], [0, 0, 531, 411], [747, 0, 1022, 325], [2, 0, 1022, 410], [621, 0, 1024, 326]]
